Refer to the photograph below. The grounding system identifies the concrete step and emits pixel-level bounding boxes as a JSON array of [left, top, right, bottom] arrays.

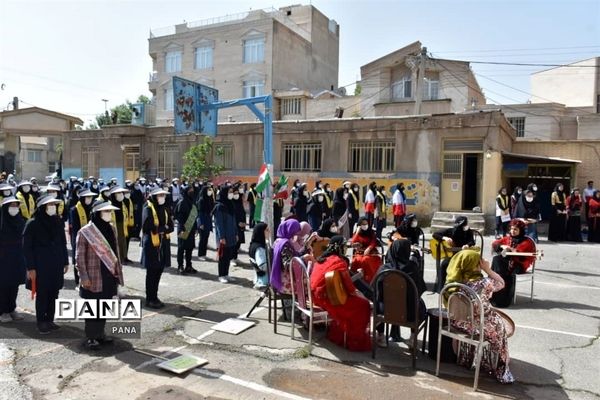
[[430, 211, 486, 234]]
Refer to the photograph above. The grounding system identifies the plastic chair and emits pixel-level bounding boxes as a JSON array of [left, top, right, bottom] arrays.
[[289, 257, 328, 349], [371, 269, 428, 369], [436, 282, 490, 391], [513, 236, 537, 304]]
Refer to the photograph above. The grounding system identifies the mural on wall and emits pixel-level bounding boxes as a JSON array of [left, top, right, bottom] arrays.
[[211, 174, 440, 218]]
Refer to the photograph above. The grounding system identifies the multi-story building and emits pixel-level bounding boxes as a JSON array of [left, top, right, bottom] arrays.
[[148, 5, 339, 126]]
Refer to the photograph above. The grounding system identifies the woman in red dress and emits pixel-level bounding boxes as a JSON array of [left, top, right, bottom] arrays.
[[350, 217, 382, 284], [310, 236, 371, 351]]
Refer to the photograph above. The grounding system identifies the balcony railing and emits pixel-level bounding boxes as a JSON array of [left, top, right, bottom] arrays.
[[149, 7, 310, 42], [148, 72, 158, 83]]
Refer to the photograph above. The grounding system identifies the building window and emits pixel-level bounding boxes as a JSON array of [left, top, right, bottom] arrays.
[[48, 161, 59, 174], [508, 117, 525, 137], [195, 46, 213, 69], [348, 140, 395, 172], [423, 78, 439, 100], [164, 87, 174, 111], [281, 98, 302, 116], [165, 50, 182, 73], [27, 150, 42, 163], [157, 144, 179, 179], [82, 146, 99, 178], [214, 143, 234, 170], [281, 142, 322, 172], [392, 75, 412, 100], [243, 38, 265, 64], [443, 154, 462, 179], [242, 80, 265, 98]]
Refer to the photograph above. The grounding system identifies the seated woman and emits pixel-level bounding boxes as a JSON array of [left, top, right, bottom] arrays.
[[490, 219, 536, 308], [306, 218, 337, 260], [396, 213, 421, 246], [375, 239, 427, 346], [350, 217, 382, 284], [445, 250, 515, 384], [310, 236, 371, 351], [249, 223, 270, 289]]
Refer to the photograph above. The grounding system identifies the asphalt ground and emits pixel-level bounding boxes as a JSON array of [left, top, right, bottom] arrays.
[[1, 227, 599, 400]]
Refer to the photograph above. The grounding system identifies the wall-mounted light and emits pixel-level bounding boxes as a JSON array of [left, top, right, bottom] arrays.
[[485, 150, 492, 159]]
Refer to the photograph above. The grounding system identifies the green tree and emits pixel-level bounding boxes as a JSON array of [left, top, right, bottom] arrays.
[[354, 83, 362, 96], [182, 136, 225, 180], [92, 94, 152, 127]]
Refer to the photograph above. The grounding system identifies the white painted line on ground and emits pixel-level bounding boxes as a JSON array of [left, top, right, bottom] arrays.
[[535, 281, 600, 290], [193, 368, 312, 400], [515, 324, 596, 339]]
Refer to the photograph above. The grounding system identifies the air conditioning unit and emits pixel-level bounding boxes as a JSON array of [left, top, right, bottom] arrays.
[[131, 103, 156, 126]]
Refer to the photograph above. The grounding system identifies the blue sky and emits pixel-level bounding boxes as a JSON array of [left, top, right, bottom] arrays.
[[0, 0, 598, 126]]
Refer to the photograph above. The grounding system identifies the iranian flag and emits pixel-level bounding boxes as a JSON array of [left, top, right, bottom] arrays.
[[274, 175, 288, 200], [255, 163, 270, 194]]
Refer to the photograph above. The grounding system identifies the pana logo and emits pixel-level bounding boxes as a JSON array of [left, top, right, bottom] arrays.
[[55, 299, 142, 320]]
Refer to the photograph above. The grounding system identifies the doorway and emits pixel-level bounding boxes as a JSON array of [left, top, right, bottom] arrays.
[[462, 153, 481, 210]]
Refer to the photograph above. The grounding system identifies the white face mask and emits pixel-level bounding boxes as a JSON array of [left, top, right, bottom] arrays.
[[304, 191, 309, 198], [517, 190, 522, 195], [233, 194, 240, 200], [330, 226, 338, 233], [101, 211, 112, 222], [115, 193, 124, 202], [353, 187, 359, 193], [3, 190, 11, 196], [318, 184, 323, 189], [360, 225, 369, 231], [532, 186, 538, 191], [207, 190, 213, 196], [411, 221, 418, 228], [32, 186, 38, 192], [463, 225, 469, 231], [48, 192, 57, 199], [526, 196, 533, 202], [92, 184, 98, 189], [8, 207, 19, 217], [124, 193, 131, 199], [317, 196, 324, 202], [343, 193, 348, 200], [22, 185, 31, 193], [238, 189, 244, 194], [157, 196, 166, 205], [84, 197, 93, 205], [46, 205, 57, 216], [227, 193, 234, 200]]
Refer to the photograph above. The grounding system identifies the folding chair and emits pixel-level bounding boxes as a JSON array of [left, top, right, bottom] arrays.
[[371, 269, 428, 369], [436, 283, 490, 391], [289, 257, 328, 349], [513, 236, 537, 304]]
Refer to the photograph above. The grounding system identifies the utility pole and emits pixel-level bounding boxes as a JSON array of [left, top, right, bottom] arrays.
[[413, 47, 428, 115], [101, 99, 109, 124]]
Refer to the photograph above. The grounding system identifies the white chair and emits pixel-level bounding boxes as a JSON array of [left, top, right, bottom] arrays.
[[436, 283, 490, 391], [513, 236, 537, 304], [289, 257, 328, 350]]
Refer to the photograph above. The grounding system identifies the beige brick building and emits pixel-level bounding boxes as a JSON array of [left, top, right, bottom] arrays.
[[148, 5, 339, 126]]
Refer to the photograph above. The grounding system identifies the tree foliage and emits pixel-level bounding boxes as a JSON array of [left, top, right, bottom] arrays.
[[354, 83, 362, 96], [182, 136, 225, 180], [90, 94, 151, 128]]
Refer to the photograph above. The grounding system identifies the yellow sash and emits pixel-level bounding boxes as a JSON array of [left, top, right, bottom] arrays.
[[497, 194, 508, 210], [111, 208, 129, 239], [16, 192, 35, 219], [350, 191, 360, 211], [75, 201, 88, 226], [324, 192, 333, 209], [147, 200, 170, 247], [126, 201, 134, 228]]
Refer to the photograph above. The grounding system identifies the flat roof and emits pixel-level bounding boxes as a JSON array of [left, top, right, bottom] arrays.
[[502, 151, 581, 164]]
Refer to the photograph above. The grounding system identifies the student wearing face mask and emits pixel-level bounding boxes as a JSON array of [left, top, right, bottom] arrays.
[[521, 190, 540, 243], [432, 216, 476, 292], [0, 197, 27, 323], [141, 187, 173, 308], [23, 195, 69, 334], [130, 180, 145, 239], [174, 185, 198, 275], [321, 183, 333, 218], [69, 189, 97, 287], [350, 217, 381, 284], [587, 190, 600, 243], [46, 184, 66, 219], [108, 187, 130, 263], [196, 185, 214, 260], [548, 183, 568, 242], [16, 181, 36, 220], [122, 189, 135, 252], [212, 184, 238, 283], [307, 190, 326, 231], [392, 183, 407, 228], [0, 183, 14, 204], [332, 187, 350, 239], [247, 183, 258, 228], [231, 185, 247, 266], [364, 182, 377, 226], [306, 218, 338, 259], [290, 179, 301, 215], [395, 213, 421, 246], [294, 183, 309, 222], [76, 201, 124, 350], [374, 185, 387, 240], [495, 187, 511, 239]]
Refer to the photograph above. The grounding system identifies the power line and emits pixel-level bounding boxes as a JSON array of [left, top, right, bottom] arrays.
[[457, 60, 599, 68], [432, 45, 600, 54]]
